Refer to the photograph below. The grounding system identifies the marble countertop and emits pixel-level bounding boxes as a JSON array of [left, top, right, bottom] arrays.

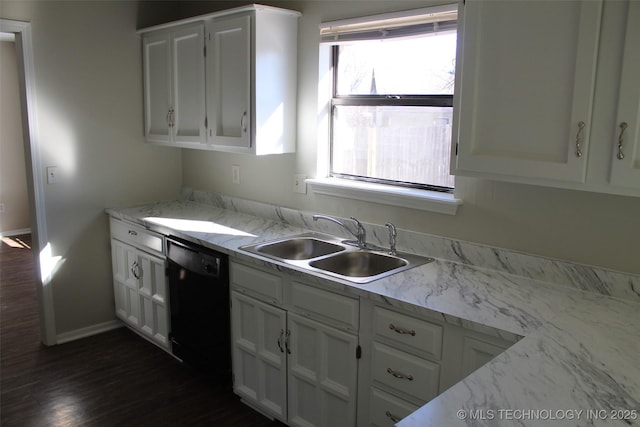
[[107, 198, 640, 426]]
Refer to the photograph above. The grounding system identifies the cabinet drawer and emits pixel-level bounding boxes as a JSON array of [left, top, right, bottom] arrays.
[[374, 306, 443, 359], [369, 387, 420, 427], [110, 218, 164, 256], [372, 342, 440, 403], [290, 281, 358, 332], [231, 262, 283, 304]]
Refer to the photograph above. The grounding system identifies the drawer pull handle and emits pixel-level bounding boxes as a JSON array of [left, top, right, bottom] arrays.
[[128, 230, 138, 236], [285, 329, 291, 354], [389, 323, 416, 336], [575, 120, 585, 157], [617, 122, 628, 160], [387, 367, 413, 381], [131, 261, 140, 280], [241, 111, 248, 133], [385, 411, 401, 423], [277, 329, 285, 353]]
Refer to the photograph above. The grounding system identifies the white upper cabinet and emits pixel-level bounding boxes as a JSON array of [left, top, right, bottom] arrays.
[[140, 5, 300, 155], [206, 14, 251, 149], [609, 0, 640, 190], [453, 0, 602, 184], [206, 8, 299, 154], [143, 32, 171, 143], [143, 23, 206, 146], [453, 0, 640, 196]]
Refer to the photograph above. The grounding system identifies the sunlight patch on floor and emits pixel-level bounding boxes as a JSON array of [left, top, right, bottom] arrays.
[[1, 236, 31, 249]]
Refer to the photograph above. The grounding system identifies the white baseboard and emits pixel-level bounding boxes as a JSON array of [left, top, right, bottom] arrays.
[[0, 228, 31, 237], [56, 319, 123, 344]]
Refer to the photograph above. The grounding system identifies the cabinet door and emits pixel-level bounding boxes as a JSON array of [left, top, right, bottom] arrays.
[[454, 0, 602, 183], [460, 336, 509, 378], [171, 24, 207, 145], [288, 313, 358, 427], [610, 0, 640, 190], [110, 240, 140, 326], [138, 252, 170, 347], [143, 32, 172, 144], [206, 14, 251, 148], [231, 292, 287, 422]]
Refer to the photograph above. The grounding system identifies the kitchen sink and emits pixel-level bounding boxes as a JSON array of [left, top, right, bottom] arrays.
[[252, 237, 344, 260], [240, 232, 433, 284], [309, 251, 407, 277]]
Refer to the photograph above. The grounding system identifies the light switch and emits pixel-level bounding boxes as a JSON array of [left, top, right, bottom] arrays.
[[293, 174, 307, 194], [46, 166, 58, 184]]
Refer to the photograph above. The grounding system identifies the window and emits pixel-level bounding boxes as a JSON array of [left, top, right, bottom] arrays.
[[321, 5, 457, 192]]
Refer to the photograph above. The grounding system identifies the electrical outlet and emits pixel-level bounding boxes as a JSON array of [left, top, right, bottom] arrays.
[[232, 165, 240, 185], [293, 174, 307, 194]]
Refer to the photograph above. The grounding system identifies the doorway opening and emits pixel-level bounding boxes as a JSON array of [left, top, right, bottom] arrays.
[[0, 19, 56, 345]]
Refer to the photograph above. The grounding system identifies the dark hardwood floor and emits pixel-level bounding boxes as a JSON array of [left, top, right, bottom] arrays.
[[1, 234, 285, 426]]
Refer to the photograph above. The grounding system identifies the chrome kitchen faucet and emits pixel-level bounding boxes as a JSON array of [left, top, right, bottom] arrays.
[[312, 214, 367, 249]]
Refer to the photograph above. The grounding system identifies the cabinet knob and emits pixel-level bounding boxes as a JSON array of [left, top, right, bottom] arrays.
[[575, 121, 585, 157], [617, 122, 628, 160]]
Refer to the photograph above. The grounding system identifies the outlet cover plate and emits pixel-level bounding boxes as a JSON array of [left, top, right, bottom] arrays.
[[232, 165, 240, 185]]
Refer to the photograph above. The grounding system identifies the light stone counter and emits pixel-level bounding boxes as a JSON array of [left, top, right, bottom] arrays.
[[106, 189, 640, 426]]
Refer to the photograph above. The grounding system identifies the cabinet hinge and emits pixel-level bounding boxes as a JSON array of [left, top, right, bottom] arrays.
[[204, 44, 206, 57], [356, 345, 362, 359], [455, 141, 459, 156], [205, 116, 208, 129]]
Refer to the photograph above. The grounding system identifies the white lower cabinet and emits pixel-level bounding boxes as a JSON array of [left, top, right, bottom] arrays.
[[109, 218, 170, 350], [362, 305, 444, 427], [229, 261, 520, 427], [359, 303, 520, 427], [230, 261, 359, 427], [231, 291, 287, 422], [460, 336, 511, 379], [287, 313, 358, 427]]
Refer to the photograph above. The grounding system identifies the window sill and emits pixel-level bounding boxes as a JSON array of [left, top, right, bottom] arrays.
[[306, 178, 462, 215]]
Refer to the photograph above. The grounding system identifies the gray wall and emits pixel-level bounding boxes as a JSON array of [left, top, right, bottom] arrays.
[[1, 1, 182, 335]]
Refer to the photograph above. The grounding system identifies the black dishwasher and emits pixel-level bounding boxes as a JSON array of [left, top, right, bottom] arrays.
[[166, 236, 230, 386]]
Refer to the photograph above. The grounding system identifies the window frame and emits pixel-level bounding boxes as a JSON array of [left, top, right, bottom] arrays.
[[311, 4, 463, 215], [328, 27, 456, 193]]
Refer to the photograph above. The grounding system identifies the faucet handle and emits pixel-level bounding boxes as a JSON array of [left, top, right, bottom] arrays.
[[385, 222, 397, 255], [349, 217, 367, 248]]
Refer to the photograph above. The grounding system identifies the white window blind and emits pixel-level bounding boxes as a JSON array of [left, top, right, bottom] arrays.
[[319, 4, 457, 43]]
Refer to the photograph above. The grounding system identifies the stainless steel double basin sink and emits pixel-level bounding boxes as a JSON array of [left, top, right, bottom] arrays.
[[240, 233, 433, 284]]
